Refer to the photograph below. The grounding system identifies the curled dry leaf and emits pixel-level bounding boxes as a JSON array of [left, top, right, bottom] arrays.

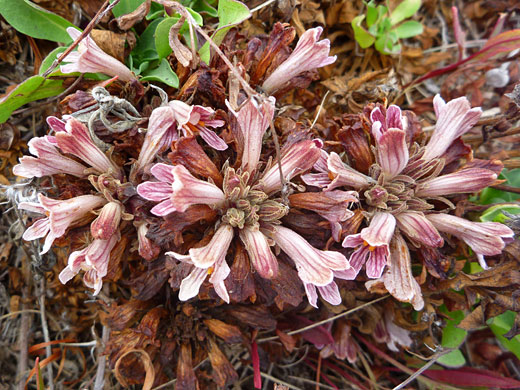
[[116, 0, 151, 30], [114, 349, 155, 390]]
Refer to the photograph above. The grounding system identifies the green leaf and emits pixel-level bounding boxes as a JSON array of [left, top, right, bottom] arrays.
[[155, 16, 181, 59], [389, 0, 421, 26], [190, 0, 217, 17], [488, 311, 520, 359], [110, 0, 143, 18], [155, 9, 203, 60], [140, 58, 179, 87], [0, 0, 77, 43], [394, 20, 423, 38], [437, 349, 466, 367], [366, 2, 378, 27], [375, 34, 399, 54], [352, 15, 376, 49], [39, 46, 68, 75], [199, 0, 250, 64], [131, 17, 164, 63], [480, 203, 520, 222], [147, 3, 165, 20], [0, 76, 65, 123]]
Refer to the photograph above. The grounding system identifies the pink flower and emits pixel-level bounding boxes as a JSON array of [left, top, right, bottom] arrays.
[[133, 101, 225, 175], [166, 224, 234, 302], [136, 163, 176, 216], [19, 194, 106, 254], [239, 226, 278, 279], [61, 27, 136, 82], [55, 117, 122, 178], [303, 151, 373, 191], [342, 212, 396, 279], [90, 202, 122, 240], [261, 139, 323, 194], [427, 213, 514, 269], [228, 97, 276, 173], [423, 94, 482, 161], [304, 281, 342, 308], [59, 233, 120, 295], [13, 135, 87, 178], [396, 211, 443, 248], [271, 225, 350, 306], [170, 165, 226, 212], [370, 105, 409, 179], [415, 168, 498, 198], [134, 221, 160, 261], [262, 27, 337, 94]]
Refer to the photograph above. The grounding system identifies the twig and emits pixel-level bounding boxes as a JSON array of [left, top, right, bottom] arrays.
[[93, 325, 109, 390], [16, 287, 31, 390], [42, 0, 122, 77], [38, 279, 54, 390], [249, 0, 277, 13], [392, 348, 454, 390], [257, 295, 389, 343], [246, 367, 304, 390], [490, 184, 520, 195]]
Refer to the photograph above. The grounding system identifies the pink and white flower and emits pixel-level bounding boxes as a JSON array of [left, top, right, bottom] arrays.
[[19, 194, 106, 254], [395, 211, 444, 248], [133, 101, 225, 175], [261, 139, 323, 194], [271, 225, 350, 306], [342, 212, 396, 279], [59, 233, 120, 295], [415, 168, 499, 198], [427, 213, 514, 269], [262, 27, 337, 94], [136, 163, 176, 216], [166, 224, 234, 303], [228, 97, 276, 173], [370, 105, 409, 179], [61, 27, 136, 82], [90, 202, 122, 240], [134, 221, 160, 261], [55, 117, 122, 178], [13, 135, 87, 178], [239, 226, 278, 279], [423, 94, 482, 161]]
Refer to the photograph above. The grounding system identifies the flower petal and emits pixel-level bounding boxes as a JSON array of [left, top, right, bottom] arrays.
[[239, 227, 278, 279]]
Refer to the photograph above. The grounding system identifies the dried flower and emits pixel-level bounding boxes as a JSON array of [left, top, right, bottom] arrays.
[[262, 27, 336, 94], [61, 27, 136, 82]]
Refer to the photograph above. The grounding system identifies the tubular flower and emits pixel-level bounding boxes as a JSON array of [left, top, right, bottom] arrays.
[[61, 27, 136, 82], [427, 213, 514, 269], [423, 94, 482, 161], [55, 117, 123, 179], [133, 100, 225, 175], [342, 212, 396, 279], [19, 194, 106, 254], [262, 26, 337, 94], [167, 224, 234, 303], [13, 135, 87, 178], [59, 233, 120, 295]]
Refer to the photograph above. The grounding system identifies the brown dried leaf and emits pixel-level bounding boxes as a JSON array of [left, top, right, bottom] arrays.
[[207, 338, 238, 387], [438, 261, 520, 291], [204, 319, 244, 344], [169, 16, 193, 67], [90, 29, 128, 63], [226, 305, 277, 330], [275, 329, 296, 353], [225, 244, 256, 303], [132, 258, 170, 301], [116, 0, 151, 30], [458, 304, 485, 331], [114, 349, 155, 390], [270, 260, 303, 308], [335, 115, 373, 174], [169, 136, 223, 186], [177, 343, 199, 390], [101, 300, 149, 331]]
